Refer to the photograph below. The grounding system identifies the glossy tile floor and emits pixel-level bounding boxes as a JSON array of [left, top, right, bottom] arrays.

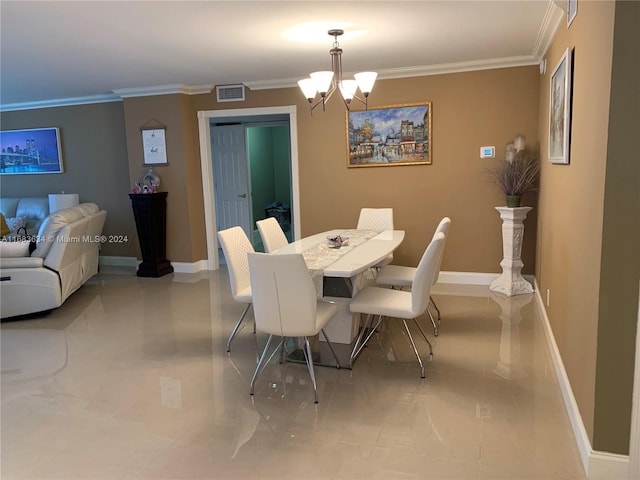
[[1, 267, 586, 480]]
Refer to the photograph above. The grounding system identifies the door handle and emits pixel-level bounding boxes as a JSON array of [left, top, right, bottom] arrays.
[[238, 193, 247, 198]]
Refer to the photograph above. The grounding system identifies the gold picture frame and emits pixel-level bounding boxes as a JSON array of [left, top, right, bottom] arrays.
[[346, 102, 432, 168]]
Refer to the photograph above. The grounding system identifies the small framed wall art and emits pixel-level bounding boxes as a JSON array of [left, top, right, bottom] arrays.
[[548, 48, 573, 165], [141, 126, 168, 166]]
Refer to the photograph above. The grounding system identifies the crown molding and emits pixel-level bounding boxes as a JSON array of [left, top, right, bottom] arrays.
[[1, 84, 214, 112], [375, 55, 539, 80], [534, 0, 565, 59], [245, 55, 540, 91], [113, 83, 213, 98], [0, 93, 122, 112], [0, 49, 551, 111]]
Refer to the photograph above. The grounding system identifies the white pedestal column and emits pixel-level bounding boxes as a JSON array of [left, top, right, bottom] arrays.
[[490, 291, 532, 380], [490, 206, 534, 296]]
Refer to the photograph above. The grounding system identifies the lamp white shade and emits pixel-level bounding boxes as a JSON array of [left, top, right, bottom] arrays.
[[310, 71, 334, 94], [297, 78, 317, 100], [338, 80, 358, 101], [354, 71, 377, 94], [49, 193, 79, 213]]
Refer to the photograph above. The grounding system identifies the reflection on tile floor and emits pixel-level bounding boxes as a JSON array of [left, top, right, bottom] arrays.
[[1, 268, 586, 479]]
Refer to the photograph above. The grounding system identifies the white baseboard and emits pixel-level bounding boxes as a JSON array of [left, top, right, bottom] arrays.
[[172, 260, 208, 274], [437, 271, 499, 285], [532, 279, 629, 479], [436, 271, 535, 287], [588, 451, 629, 480]]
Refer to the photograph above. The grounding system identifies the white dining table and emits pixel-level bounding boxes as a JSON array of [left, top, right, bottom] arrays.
[[272, 228, 405, 344]]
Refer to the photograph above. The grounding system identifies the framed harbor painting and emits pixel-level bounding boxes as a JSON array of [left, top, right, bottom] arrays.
[[0, 127, 64, 174], [347, 102, 432, 167]]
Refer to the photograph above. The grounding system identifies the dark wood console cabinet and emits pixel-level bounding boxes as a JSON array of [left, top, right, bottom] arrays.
[[129, 192, 173, 277]]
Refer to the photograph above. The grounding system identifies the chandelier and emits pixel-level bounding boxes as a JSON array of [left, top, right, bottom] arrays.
[[298, 29, 377, 113]]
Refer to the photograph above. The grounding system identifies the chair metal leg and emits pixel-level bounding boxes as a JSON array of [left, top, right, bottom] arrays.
[[427, 307, 439, 337], [429, 295, 442, 334], [279, 337, 287, 364], [250, 334, 274, 395], [430, 296, 441, 321], [349, 314, 383, 368], [349, 314, 371, 368], [320, 329, 341, 369], [250, 335, 284, 395], [227, 303, 252, 352], [401, 319, 425, 378], [412, 318, 434, 361], [303, 337, 319, 403]]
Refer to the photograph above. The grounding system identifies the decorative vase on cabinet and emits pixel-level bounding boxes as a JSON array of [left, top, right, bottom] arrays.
[[129, 192, 173, 277]]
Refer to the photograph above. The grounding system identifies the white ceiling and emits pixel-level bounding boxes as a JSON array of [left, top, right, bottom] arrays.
[[0, 0, 563, 110]]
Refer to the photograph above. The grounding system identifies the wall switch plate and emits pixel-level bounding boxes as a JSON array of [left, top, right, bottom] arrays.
[[480, 146, 495, 158]]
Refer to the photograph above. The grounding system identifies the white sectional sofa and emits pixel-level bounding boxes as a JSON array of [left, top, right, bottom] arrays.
[[0, 203, 107, 320], [0, 197, 49, 235]]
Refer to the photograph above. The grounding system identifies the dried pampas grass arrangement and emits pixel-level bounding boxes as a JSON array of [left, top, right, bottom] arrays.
[[487, 149, 540, 197]]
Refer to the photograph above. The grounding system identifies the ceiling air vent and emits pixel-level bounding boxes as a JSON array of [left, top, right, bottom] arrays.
[[216, 84, 245, 102]]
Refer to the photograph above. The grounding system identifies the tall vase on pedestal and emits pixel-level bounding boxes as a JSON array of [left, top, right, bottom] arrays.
[[490, 206, 533, 296]]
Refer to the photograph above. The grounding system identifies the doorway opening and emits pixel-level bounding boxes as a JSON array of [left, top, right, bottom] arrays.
[[198, 106, 300, 270]]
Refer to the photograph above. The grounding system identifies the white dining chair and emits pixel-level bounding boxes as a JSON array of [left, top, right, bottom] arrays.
[[256, 217, 289, 253], [349, 232, 445, 378], [247, 252, 340, 403], [218, 226, 254, 352], [356, 207, 394, 269], [376, 217, 451, 336]]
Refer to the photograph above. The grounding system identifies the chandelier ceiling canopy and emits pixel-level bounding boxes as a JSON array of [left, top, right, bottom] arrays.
[[298, 29, 377, 113]]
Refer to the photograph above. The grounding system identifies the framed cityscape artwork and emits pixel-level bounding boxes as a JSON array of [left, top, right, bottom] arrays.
[[0, 127, 63, 175], [346, 102, 432, 168]]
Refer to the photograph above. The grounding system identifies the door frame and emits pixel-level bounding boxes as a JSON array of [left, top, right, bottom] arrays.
[[198, 105, 300, 270]]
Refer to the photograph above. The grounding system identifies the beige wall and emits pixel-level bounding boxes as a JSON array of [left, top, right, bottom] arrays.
[[192, 66, 541, 273], [536, 0, 639, 455], [1, 67, 541, 271], [121, 94, 206, 263], [536, 0, 614, 446]]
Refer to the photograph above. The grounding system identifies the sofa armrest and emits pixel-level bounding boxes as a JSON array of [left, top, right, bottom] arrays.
[[0, 257, 44, 269], [0, 266, 62, 319]]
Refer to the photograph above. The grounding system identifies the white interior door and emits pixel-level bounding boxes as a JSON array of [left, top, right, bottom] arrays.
[[211, 124, 251, 238]]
